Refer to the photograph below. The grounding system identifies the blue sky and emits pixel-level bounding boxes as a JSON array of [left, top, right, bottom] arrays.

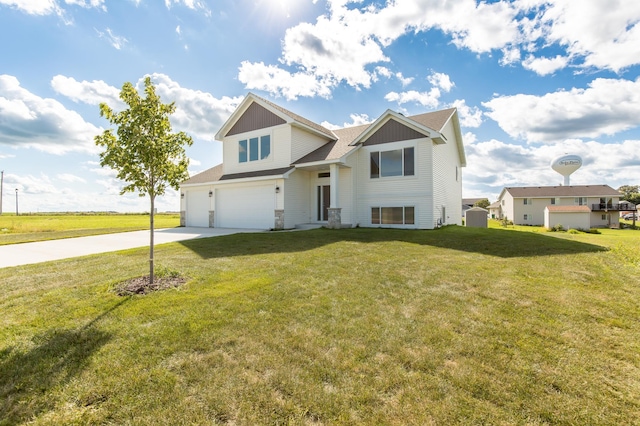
[[1, 0, 639, 213]]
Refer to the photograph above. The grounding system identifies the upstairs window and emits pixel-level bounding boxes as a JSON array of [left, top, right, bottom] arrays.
[[239, 135, 271, 163], [370, 147, 414, 178], [575, 197, 587, 206], [523, 198, 532, 205]]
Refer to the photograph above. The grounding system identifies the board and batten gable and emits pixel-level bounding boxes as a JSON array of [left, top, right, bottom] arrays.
[[353, 117, 437, 229], [431, 117, 463, 226]]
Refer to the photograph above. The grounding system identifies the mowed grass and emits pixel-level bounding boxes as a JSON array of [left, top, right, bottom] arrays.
[[1, 226, 639, 425], [0, 213, 180, 245]]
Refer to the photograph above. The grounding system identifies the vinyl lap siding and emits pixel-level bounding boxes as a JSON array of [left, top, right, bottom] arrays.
[[432, 120, 462, 226], [283, 170, 312, 228], [222, 125, 292, 175], [355, 138, 434, 229], [291, 127, 331, 163]]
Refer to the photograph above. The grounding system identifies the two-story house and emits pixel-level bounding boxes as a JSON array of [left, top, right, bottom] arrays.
[[496, 185, 624, 229], [179, 93, 466, 230]]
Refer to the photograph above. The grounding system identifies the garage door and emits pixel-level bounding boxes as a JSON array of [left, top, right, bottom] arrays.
[[216, 185, 274, 229], [186, 189, 210, 227]]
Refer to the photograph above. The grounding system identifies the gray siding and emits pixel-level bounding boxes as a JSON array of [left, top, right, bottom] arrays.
[[226, 102, 286, 136], [363, 119, 425, 146]]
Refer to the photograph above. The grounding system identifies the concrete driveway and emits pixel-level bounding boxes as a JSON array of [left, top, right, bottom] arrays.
[[0, 227, 264, 269]]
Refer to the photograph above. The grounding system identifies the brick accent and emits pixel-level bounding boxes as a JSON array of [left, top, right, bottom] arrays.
[[327, 208, 342, 229], [274, 209, 285, 230]]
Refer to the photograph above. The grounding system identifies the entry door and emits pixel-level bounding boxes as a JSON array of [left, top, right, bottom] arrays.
[[317, 185, 330, 221]]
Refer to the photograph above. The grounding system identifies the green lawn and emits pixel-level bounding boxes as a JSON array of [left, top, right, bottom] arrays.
[[0, 213, 180, 245], [1, 226, 639, 424]]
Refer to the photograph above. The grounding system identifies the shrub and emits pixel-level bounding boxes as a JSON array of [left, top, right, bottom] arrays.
[[550, 224, 564, 232]]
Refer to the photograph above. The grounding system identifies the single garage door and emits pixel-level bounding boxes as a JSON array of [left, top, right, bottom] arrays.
[[216, 185, 274, 229], [186, 189, 210, 227]]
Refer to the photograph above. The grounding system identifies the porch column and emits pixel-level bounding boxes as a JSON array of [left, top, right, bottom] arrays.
[[328, 163, 342, 229]]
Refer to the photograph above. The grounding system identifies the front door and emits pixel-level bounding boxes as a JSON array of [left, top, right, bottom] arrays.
[[317, 185, 330, 221]]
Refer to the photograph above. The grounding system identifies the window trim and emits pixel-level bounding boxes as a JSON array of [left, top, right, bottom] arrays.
[[371, 206, 415, 225], [370, 147, 415, 179], [238, 133, 272, 163]]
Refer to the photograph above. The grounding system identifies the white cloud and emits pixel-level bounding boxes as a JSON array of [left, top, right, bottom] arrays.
[[52, 73, 243, 141], [450, 99, 482, 128], [238, 61, 333, 100], [237, 0, 640, 99], [144, 73, 243, 140], [64, 0, 105, 10], [522, 54, 569, 76], [427, 72, 454, 92], [95, 27, 128, 50], [51, 75, 124, 110], [321, 113, 373, 130], [385, 88, 441, 108], [529, 0, 640, 73], [164, 0, 209, 15], [0, 74, 101, 154], [0, 0, 57, 14], [483, 77, 640, 143], [57, 173, 86, 183], [462, 135, 640, 199]]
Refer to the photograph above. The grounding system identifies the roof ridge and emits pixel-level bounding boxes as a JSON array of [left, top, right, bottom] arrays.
[[249, 92, 337, 140]]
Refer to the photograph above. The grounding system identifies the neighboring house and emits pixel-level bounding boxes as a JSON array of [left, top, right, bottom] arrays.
[[180, 93, 466, 230], [487, 201, 501, 219], [497, 185, 623, 229], [462, 197, 487, 217]]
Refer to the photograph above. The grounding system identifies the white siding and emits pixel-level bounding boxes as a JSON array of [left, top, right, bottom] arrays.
[[432, 119, 463, 226], [545, 210, 591, 230], [354, 138, 434, 229], [222, 125, 292, 175], [283, 170, 312, 228], [291, 127, 330, 163], [337, 167, 353, 226]]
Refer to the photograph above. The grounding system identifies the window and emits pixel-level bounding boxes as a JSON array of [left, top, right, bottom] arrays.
[[575, 197, 587, 206], [550, 198, 556, 205], [370, 147, 414, 178], [523, 198, 532, 205], [371, 207, 415, 225], [524, 214, 529, 220], [239, 135, 271, 163], [601, 214, 607, 220], [318, 172, 330, 178]]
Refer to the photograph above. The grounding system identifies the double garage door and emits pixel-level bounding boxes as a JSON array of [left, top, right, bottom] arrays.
[[217, 185, 275, 229]]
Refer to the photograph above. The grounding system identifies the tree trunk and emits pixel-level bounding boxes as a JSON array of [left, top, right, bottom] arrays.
[[150, 195, 155, 285]]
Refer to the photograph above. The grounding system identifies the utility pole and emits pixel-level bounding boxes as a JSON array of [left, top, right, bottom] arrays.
[[15, 188, 18, 216], [0, 170, 3, 215]]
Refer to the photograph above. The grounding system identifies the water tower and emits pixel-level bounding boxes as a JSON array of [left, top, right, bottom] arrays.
[[551, 154, 582, 186]]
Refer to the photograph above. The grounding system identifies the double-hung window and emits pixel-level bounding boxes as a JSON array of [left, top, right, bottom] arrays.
[[370, 147, 414, 178], [239, 135, 271, 163]]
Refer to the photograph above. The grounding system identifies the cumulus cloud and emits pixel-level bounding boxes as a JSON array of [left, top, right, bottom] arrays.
[[385, 89, 441, 108], [483, 77, 640, 143], [164, 0, 210, 16], [52, 73, 243, 141], [57, 173, 86, 183], [51, 75, 124, 110], [321, 113, 373, 130], [0, 74, 101, 154], [450, 99, 483, 128], [462, 135, 640, 199], [237, 0, 640, 98], [143, 73, 243, 140], [522, 54, 569, 76], [0, 0, 59, 15]]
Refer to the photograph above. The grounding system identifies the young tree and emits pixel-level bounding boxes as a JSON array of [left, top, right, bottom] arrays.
[[473, 198, 490, 209], [95, 77, 192, 284]]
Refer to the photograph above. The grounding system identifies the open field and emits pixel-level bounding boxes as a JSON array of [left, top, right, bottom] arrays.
[[1, 226, 639, 424], [0, 213, 180, 245]]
